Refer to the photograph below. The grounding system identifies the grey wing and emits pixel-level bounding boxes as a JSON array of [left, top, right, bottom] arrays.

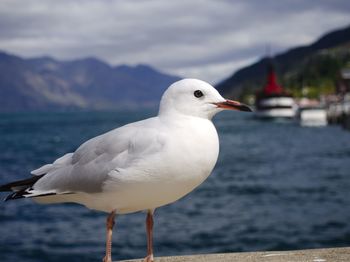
[[28, 118, 165, 197]]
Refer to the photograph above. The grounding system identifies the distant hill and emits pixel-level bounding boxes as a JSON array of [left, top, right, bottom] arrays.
[[217, 25, 350, 99], [0, 52, 180, 111]]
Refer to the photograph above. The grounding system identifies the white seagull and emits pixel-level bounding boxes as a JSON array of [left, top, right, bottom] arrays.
[[0, 79, 251, 262]]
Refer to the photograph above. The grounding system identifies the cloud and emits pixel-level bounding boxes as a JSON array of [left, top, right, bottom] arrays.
[[0, 0, 349, 83]]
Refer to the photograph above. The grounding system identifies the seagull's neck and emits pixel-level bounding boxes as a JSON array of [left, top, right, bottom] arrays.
[[158, 111, 213, 127], [158, 101, 216, 120]]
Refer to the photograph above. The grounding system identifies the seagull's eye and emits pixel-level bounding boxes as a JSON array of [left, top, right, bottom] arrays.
[[194, 90, 204, 98]]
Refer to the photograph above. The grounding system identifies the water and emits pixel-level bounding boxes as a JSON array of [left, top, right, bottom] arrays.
[[0, 111, 350, 262]]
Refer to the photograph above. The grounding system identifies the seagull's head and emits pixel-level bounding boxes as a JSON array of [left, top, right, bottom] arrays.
[[159, 78, 252, 119]]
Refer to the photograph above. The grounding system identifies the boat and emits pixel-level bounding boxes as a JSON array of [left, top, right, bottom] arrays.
[[298, 108, 328, 126], [255, 63, 297, 119], [327, 66, 350, 130], [297, 98, 327, 126]]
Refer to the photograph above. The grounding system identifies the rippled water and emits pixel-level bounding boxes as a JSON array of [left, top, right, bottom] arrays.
[[0, 111, 350, 262]]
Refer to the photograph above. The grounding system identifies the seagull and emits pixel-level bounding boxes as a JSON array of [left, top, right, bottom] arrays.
[[0, 79, 251, 262]]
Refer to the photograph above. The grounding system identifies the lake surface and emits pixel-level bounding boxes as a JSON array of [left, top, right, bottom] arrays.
[[0, 110, 350, 262]]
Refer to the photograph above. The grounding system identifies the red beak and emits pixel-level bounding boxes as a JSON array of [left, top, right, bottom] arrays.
[[214, 99, 252, 112]]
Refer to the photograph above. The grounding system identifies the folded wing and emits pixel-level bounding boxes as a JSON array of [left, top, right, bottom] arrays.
[[1, 117, 166, 201]]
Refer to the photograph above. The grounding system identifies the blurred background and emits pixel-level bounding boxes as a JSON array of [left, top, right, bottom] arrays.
[[0, 1, 350, 261]]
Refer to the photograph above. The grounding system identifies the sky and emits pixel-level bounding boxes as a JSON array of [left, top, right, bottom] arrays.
[[0, 0, 349, 84]]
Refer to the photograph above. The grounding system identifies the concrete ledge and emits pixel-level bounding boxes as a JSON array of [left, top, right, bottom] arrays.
[[119, 247, 350, 262]]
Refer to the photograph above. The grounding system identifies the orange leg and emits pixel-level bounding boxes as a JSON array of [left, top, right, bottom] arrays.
[[144, 209, 155, 262], [103, 210, 117, 262]]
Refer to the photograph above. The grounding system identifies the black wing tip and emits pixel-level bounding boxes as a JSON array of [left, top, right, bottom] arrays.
[[0, 183, 12, 192], [1, 175, 76, 202], [4, 192, 26, 201], [1, 174, 46, 201], [0, 174, 45, 192], [3, 191, 62, 202]]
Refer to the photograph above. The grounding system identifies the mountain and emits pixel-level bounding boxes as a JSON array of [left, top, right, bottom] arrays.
[[0, 51, 180, 111], [217, 25, 350, 99]]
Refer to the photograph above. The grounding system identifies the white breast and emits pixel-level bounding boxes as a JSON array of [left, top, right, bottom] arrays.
[[77, 116, 220, 214]]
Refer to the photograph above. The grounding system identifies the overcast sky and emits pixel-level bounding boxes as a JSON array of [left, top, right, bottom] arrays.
[[0, 0, 349, 84]]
